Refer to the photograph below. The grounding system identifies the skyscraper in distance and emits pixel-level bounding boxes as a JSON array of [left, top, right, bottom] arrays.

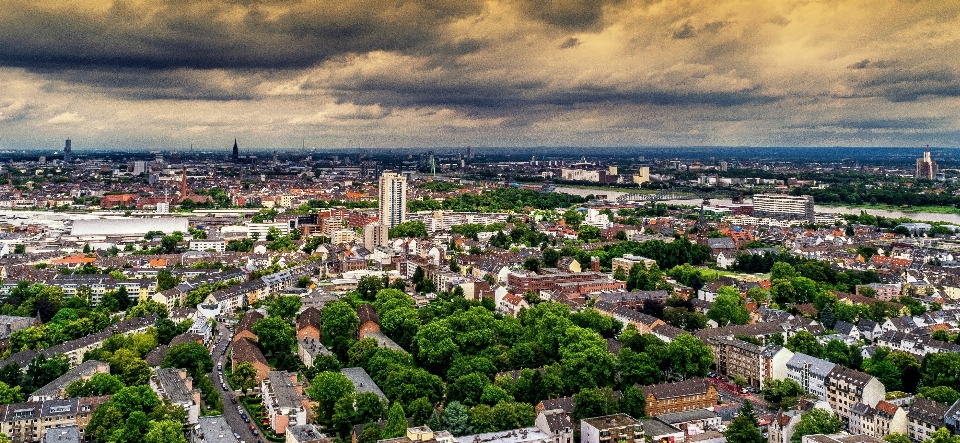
[[378, 171, 407, 229], [63, 139, 72, 162], [232, 139, 239, 163], [916, 148, 938, 179]]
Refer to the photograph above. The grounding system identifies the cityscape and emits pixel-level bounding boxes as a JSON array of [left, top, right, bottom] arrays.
[[0, 142, 955, 443], [2, 1, 960, 443]]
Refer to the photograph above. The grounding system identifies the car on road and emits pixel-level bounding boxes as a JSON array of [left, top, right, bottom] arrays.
[[249, 425, 256, 431], [231, 398, 237, 404]]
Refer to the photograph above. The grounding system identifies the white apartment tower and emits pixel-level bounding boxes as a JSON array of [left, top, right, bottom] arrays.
[[378, 171, 407, 228], [752, 194, 815, 222]]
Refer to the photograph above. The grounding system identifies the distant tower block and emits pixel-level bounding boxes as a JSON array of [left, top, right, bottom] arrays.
[[232, 139, 239, 163], [63, 139, 72, 162]]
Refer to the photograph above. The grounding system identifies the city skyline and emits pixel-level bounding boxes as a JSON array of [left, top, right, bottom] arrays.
[[0, 0, 959, 150]]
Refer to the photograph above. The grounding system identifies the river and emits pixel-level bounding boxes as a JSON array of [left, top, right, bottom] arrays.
[[553, 186, 960, 224]]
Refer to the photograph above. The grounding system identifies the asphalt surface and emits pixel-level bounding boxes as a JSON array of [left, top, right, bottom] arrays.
[[209, 324, 263, 443]]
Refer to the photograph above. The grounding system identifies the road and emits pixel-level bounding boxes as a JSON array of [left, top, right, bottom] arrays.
[[208, 323, 263, 443]]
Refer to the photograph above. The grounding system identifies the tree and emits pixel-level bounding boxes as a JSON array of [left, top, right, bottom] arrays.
[[543, 248, 561, 268], [578, 225, 601, 241], [443, 401, 472, 436], [101, 286, 132, 312], [617, 348, 662, 387], [65, 372, 125, 398], [771, 262, 797, 280], [156, 270, 180, 292], [726, 400, 763, 443], [925, 428, 960, 443], [389, 221, 428, 239], [665, 334, 713, 380], [266, 295, 303, 321], [162, 342, 213, 378], [761, 378, 805, 407], [619, 385, 646, 419], [918, 386, 960, 405], [127, 299, 169, 319], [572, 387, 618, 423], [383, 402, 408, 439], [308, 371, 355, 424], [921, 352, 960, 392], [0, 381, 24, 404], [786, 331, 823, 358], [252, 315, 296, 356], [322, 301, 360, 344], [24, 354, 69, 392], [883, 433, 912, 443], [791, 409, 843, 443], [144, 420, 188, 443], [707, 286, 750, 326], [413, 321, 460, 374], [523, 257, 541, 273], [232, 362, 259, 394]]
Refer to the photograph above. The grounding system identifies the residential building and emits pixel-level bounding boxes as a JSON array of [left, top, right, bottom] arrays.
[[706, 337, 793, 390], [535, 410, 573, 443], [753, 194, 815, 222], [150, 367, 201, 425], [29, 360, 110, 401], [824, 366, 885, 426], [799, 433, 885, 443], [232, 338, 270, 383], [357, 304, 380, 339], [296, 307, 322, 340], [234, 311, 264, 342], [908, 398, 949, 442], [40, 425, 80, 443], [0, 396, 110, 442], [261, 371, 309, 435], [363, 223, 389, 250], [611, 255, 656, 276], [341, 367, 387, 401], [848, 401, 907, 439], [191, 415, 240, 443], [641, 379, 718, 417], [786, 353, 836, 400], [189, 239, 227, 253], [581, 413, 644, 443], [379, 172, 407, 229], [286, 424, 328, 443], [298, 337, 333, 368], [657, 409, 722, 436]]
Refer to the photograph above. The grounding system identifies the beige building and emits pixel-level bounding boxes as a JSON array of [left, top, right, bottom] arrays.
[[378, 172, 407, 229], [824, 366, 885, 426]]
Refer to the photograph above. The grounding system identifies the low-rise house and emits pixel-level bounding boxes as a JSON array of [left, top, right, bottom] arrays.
[[261, 371, 309, 435], [657, 409, 722, 436], [191, 415, 240, 443], [341, 367, 387, 401], [357, 304, 380, 339], [40, 424, 81, 443], [296, 307, 322, 340], [535, 410, 573, 443], [232, 338, 270, 383], [581, 414, 644, 443], [638, 418, 684, 443], [286, 424, 328, 443], [641, 379, 718, 417], [365, 332, 408, 354], [234, 311, 264, 342], [150, 367, 201, 425], [297, 337, 333, 368]]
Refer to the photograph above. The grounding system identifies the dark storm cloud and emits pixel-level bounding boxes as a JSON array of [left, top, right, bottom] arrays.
[[327, 72, 771, 112], [513, 0, 623, 30], [672, 23, 696, 39], [0, 0, 483, 71], [846, 64, 960, 101]]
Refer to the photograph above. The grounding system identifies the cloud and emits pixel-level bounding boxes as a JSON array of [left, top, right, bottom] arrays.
[[0, 0, 959, 148], [47, 112, 84, 124]]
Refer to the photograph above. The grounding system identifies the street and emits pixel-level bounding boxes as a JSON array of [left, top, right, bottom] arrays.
[[208, 323, 263, 443]]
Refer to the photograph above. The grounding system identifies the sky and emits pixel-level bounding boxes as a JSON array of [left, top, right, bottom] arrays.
[[1, 0, 959, 151]]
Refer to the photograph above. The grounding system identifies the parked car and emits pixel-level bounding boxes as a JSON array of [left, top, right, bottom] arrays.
[[231, 398, 237, 404]]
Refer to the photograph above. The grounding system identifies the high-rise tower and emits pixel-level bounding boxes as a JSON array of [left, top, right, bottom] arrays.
[[916, 147, 938, 179], [63, 139, 72, 162], [378, 171, 407, 229], [232, 139, 239, 163]]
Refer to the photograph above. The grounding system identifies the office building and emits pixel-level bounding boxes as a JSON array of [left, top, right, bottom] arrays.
[[753, 194, 815, 222], [378, 171, 407, 229], [916, 149, 938, 179], [63, 139, 72, 162]]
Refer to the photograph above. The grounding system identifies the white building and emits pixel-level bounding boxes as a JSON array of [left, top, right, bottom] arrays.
[[189, 239, 226, 253], [786, 353, 836, 400], [752, 194, 815, 222], [379, 171, 407, 229]]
